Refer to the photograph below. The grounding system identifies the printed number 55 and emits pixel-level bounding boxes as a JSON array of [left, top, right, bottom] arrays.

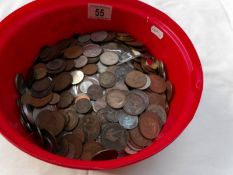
[[95, 8, 105, 17]]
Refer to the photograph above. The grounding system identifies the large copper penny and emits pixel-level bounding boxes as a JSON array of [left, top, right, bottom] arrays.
[[81, 64, 97, 75], [53, 72, 73, 91], [75, 98, 92, 114], [87, 84, 103, 100], [64, 46, 83, 59], [57, 91, 74, 109], [125, 70, 147, 88], [129, 127, 152, 147], [29, 92, 53, 108], [92, 149, 118, 160], [81, 141, 103, 160], [96, 108, 109, 125], [149, 74, 167, 93], [99, 72, 116, 88], [106, 89, 126, 109], [139, 112, 161, 139]]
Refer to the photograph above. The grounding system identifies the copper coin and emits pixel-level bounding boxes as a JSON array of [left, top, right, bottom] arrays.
[[63, 109, 79, 131], [92, 149, 118, 160], [87, 84, 103, 100], [75, 98, 92, 114], [29, 92, 53, 108], [127, 137, 144, 151], [131, 89, 149, 108], [31, 85, 52, 99], [64, 60, 75, 71], [149, 74, 166, 93], [31, 77, 52, 92], [75, 93, 90, 102], [57, 91, 74, 109], [87, 56, 100, 64], [70, 70, 84, 85], [81, 64, 97, 75], [46, 59, 64, 71], [79, 80, 93, 93], [56, 38, 73, 50], [101, 123, 128, 151], [91, 31, 108, 42], [15, 74, 27, 95], [83, 44, 102, 58], [56, 138, 69, 157], [78, 34, 91, 43], [81, 141, 103, 160], [64, 46, 83, 59], [49, 93, 60, 105], [103, 106, 118, 123], [33, 63, 47, 80], [147, 104, 167, 125], [100, 52, 119, 66], [123, 92, 146, 116], [166, 80, 173, 102], [147, 92, 166, 108], [36, 110, 65, 136], [125, 70, 147, 88], [47, 63, 66, 75], [106, 89, 126, 109], [53, 72, 73, 91], [39, 46, 59, 62], [96, 108, 109, 125], [124, 146, 138, 155], [61, 133, 83, 158], [139, 112, 161, 139], [92, 96, 107, 112], [72, 127, 85, 143], [75, 55, 88, 68], [99, 72, 116, 88], [129, 127, 152, 147]]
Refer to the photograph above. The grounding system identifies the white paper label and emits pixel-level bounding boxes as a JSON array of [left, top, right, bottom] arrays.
[[151, 25, 164, 39], [88, 3, 112, 20]]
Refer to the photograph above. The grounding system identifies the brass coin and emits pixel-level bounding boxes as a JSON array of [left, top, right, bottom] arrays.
[[106, 89, 126, 109], [64, 46, 83, 59], [96, 108, 109, 125], [75, 98, 92, 114], [57, 91, 74, 109], [87, 84, 103, 100], [125, 70, 147, 88], [149, 74, 166, 93], [81, 64, 97, 75], [99, 72, 116, 88], [74, 55, 88, 68], [83, 44, 102, 58], [33, 63, 47, 80], [92, 149, 118, 160], [139, 112, 161, 139], [53, 72, 73, 91], [81, 141, 103, 160], [129, 127, 152, 147]]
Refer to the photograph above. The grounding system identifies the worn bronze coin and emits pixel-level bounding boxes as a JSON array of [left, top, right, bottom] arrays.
[[53, 72, 73, 92], [75, 98, 92, 114], [83, 44, 102, 58], [87, 84, 103, 100], [78, 34, 91, 43], [106, 89, 127, 109], [36, 110, 65, 136], [72, 127, 85, 143], [166, 80, 173, 102], [29, 92, 53, 108], [63, 109, 79, 131], [99, 72, 116, 88], [64, 46, 83, 59], [49, 93, 60, 105], [123, 92, 146, 116], [147, 104, 167, 125], [125, 70, 147, 88], [33, 63, 47, 80], [149, 74, 166, 93], [57, 91, 74, 109], [129, 127, 152, 147], [147, 92, 166, 108], [139, 112, 161, 139], [131, 89, 149, 108], [103, 106, 118, 123], [64, 60, 75, 71], [101, 123, 128, 151], [81, 64, 97, 75], [31, 77, 52, 93], [92, 149, 118, 160], [46, 59, 64, 71], [39, 46, 60, 62], [81, 141, 103, 160]]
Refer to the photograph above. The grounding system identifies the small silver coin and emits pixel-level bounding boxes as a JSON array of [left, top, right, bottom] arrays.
[[69, 85, 79, 97], [91, 31, 108, 42], [118, 110, 138, 129], [100, 52, 119, 66], [79, 80, 93, 93], [70, 70, 84, 85], [75, 55, 88, 68], [83, 44, 102, 58]]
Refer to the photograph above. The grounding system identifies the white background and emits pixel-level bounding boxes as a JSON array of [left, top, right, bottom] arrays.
[[1, 0, 233, 175]]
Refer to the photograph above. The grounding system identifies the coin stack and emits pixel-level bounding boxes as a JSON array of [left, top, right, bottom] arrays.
[[15, 31, 173, 160]]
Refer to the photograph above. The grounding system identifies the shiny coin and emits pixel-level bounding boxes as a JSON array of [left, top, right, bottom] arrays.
[[64, 46, 83, 59], [99, 72, 116, 88], [21, 103, 34, 124], [106, 89, 127, 109], [81, 141, 103, 160], [129, 127, 152, 147], [49, 93, 60, 105], [131, 90, 149, 108], [79, 80, 93, 93], [81, 64, 97, 75], [117, 110, 138, 129], [139, 74, 151, 90], [53, 72, 73, 91], [74, 55, 88, 68], [19, 114, 33, 133], [33, 63, 47, 80], [123, 92, 146, 116], [69, 85, 79, 97], [63, 109, 79, 131], [125, 70, 147, 88], [15, 74, 27, 95], [78, 34, 91, 43], [91, 31, 108, 42], [147, 104, 167, 125], [70, 70, 84, 85], [83, 44, 102, 58], [139, 111, 161, 139], [100, 52, 119, 66], [57, 91, 74, 109], [92, 149, 118, 160], [36, 110, 65, 136], [75, 98, 92, 114], [166, 80, 173, 102], [87, 84, 103, 100], [101, 123, 128, 151], [149, 74, 167, 93]]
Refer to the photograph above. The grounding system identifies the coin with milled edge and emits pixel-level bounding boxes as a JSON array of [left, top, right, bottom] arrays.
[[99, 72, 116, 88], [64, 46, 83, 59], [75, 55, 88, 68], [91, 31, 108, 42], [83, 44, 102, 58], [70, 70, 84, 85], [106, 89, 126, 109], [100, 52, 119, 66]]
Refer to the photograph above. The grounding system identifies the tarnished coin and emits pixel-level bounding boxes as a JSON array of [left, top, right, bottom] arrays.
[[64, 60, 75, 71], [81, 64, 97, 75], [63, 109, 79, 131], [139, 74, 151, 90], [104, 32, 116, 42], [39, 46, 59, 62], [70, 70, 84, 85], [46, 59, 64, 71], [64, 46, 83, 59], [78, 34, 91, 43], [72, 127, 85, 143], [79, 80, 93, 93], [31, 77, 52, 93], [129, 127, 152, 147], [147, 104, 167, 125], [20, 103, 34, 124], [166, 80, 173, 102], [91, 31, 108, 42], [125, 70, 147, 88], [131, 90, 149, 108], [147, 92, 166, 108], [117, 110, 138, 129], [87, 84, 103, 100], [123, 92, 146, 116], [32, 105, 57, 122], [112, 80, 129, 91], [53, 72, 73, 91], [124, 146, 138, 155], [15, 74, 27, 95], [115, 63, 133, 81], [101, 123, 128, 151], [92, 149, 118, 160], [99, 72, 116, 88], [125, 41, 144, 47], [81, 141, 103, 160], [87, 56, 100, 64], [106, 89, 126, 109], [75, 93, 90, 102], [83, 44, 102, 58], [36, 110, 65, 136], [41, 129, 57, 153], [96, 108, 109, 125], [57, 91, 74, 109], [33, 63, 47, 80], [149, 74, 166, 93], [49, 93, 60, 105], [139, 112, 161, 139], [127, 137, 144, 151], [29, 92, 53, 108], [75, 98, 92, 114], [97, 61, 108, 73], [74, 55, 88, 68], [100, 52, 119, 66]]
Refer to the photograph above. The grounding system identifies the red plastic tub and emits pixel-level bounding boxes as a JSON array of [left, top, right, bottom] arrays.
[[0, 0, 203, 170]]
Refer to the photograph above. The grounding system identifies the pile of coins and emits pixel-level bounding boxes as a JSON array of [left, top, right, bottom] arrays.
[[15, 31, 173, 160]]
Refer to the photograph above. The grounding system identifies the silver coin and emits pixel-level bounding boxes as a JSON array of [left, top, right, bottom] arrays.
[[100, 52, 119, 66], [83, 44, 102, 58], [70, 70, 84, 85], [78, 34, 91, 43], [113, 80, 129, 91], [91, 31, 108, 42], [83, 76, 99, 85], [75, 55, 88, 68], [118, 111, 138, 130], [69, 85, 79, 97], [139, 74, 151, 90], [92, 97, 107, 112], [79, 80, 93, 93], [102, 42, 118, 51], [15, 74, 27, 95], [97, 61, 108, 73], [32, 105, 57, 122], [104, 106, 118, 123], [147, 104, 167, 125], [115, 63, 133, 81], [131, 89, 149, 108]]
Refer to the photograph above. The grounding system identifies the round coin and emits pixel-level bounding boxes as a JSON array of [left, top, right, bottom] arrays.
[[49, 93, 60, 105], [147, 92, 166, 108], [91, 31, 108, 42], [139, 74, 151, 90], [63, 109, 79, 131], [106, 89, 126, 109], [70, 70, 84, 85], [53, 72, 73, 91], [64, 46, 83, 59], [46, 59, 64, 71], [74, 55, 88, 68], [83, 44, 102, 58], [99, 72, 116, 88], [97, 61, 108, 73], [57, 91, 74, 109], [100, 52, 119, 66], [31, 77, 52, 93], [118, 111, 138, 130], [81, 64, 97, 75], [78, 34, 91, 43], [149, 74, 167, 93], [33, 63, 47, 80], [147, 104, 167, 125], [87, 84, 103, 100], [125, 70, 147, 88], [166, 80, 173, 102], [129, 127, 152, 147], [103, 106, 118, 123], [79, 80, 93, 93], [81, 141, 103, 160], [64, 60, 75, 71], [131, 89, 149, 108], [29, 92, 53, 108], [75, 98, 92, 114], [92, 149, 118, 160]]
